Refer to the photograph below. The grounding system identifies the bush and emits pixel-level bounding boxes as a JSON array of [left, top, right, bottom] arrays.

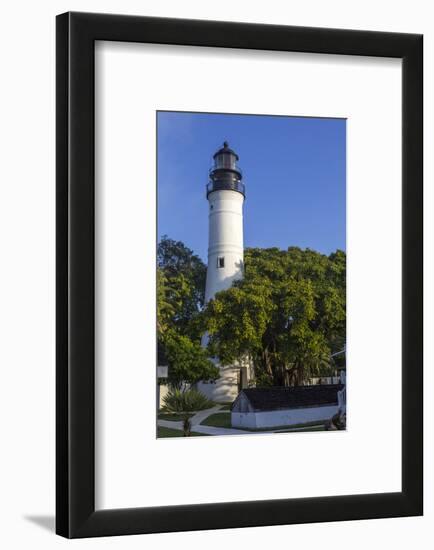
[[162, 388, 214, 413], [162, 331, 220, 388]]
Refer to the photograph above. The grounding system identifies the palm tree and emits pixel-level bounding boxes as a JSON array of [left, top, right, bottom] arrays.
[[162, 389, 214, 436]]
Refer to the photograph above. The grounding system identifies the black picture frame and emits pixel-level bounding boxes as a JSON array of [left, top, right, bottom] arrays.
[[56, 11, 423, 538]]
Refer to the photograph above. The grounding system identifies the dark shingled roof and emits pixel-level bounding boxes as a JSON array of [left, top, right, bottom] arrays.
[[235, 385, 343, 412]]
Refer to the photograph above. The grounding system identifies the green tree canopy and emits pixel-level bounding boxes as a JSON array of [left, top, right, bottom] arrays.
[[157, 235, 206, 336], [202, 246, 346, 386], [163, 331, 219, 389], [157, 236, 215, 388], [157, 237, 346, 389]]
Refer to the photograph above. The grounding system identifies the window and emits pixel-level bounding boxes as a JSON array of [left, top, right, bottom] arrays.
[[217, 256, 225, 268]]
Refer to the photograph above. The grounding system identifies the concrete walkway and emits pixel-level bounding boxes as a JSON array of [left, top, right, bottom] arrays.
[[158, 404, 241, 435], [157, 405, 324, 436], [157, 405, 237, 436], [191, 405, 223, 427]]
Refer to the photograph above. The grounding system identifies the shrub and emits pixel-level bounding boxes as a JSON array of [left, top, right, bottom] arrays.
[[162, 388, 214, 414]]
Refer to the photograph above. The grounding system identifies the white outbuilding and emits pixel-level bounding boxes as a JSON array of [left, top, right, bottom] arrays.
[[231, 385, 343, 429]]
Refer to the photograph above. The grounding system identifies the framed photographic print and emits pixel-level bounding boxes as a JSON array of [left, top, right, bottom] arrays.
[[56, 12, 423, 538]]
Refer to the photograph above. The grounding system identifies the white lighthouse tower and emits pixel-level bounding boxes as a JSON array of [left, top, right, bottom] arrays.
[[198, 142, 248, 402]]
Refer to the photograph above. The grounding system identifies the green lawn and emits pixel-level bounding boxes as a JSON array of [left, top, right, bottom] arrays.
[[262, 419, 329, 431], [217, 403, 233, 411], [157, 426, 209, 438], [157, 412, 194, 422], [200, 413, 232, 428]]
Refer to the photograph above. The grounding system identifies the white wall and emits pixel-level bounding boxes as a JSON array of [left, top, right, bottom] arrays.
[[158, 384, 170, 409], [205, 190, 244, 303], [197, 365, 240, 402], [232, 406, 338, 429], [0, 1, 432, 550]]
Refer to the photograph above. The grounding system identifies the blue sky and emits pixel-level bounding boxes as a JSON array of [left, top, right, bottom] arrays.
[[157, 111, 346, 261]]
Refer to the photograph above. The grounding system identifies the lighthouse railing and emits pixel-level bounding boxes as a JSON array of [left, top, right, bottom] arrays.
[[206, 180, 245, 197], [209, 165, 243, 177]]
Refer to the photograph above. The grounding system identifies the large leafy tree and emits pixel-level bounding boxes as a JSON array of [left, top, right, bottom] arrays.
[[157, 235, 206, 336], [157, 236, 218, 388], [203, 247, 346, 386], [157, 237, 346, 389], [163, 331, 219, 389]]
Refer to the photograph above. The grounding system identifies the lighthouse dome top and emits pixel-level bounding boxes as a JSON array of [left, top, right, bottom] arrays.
[[207, 141, 245, 199], [213, 141, 239, 161]]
